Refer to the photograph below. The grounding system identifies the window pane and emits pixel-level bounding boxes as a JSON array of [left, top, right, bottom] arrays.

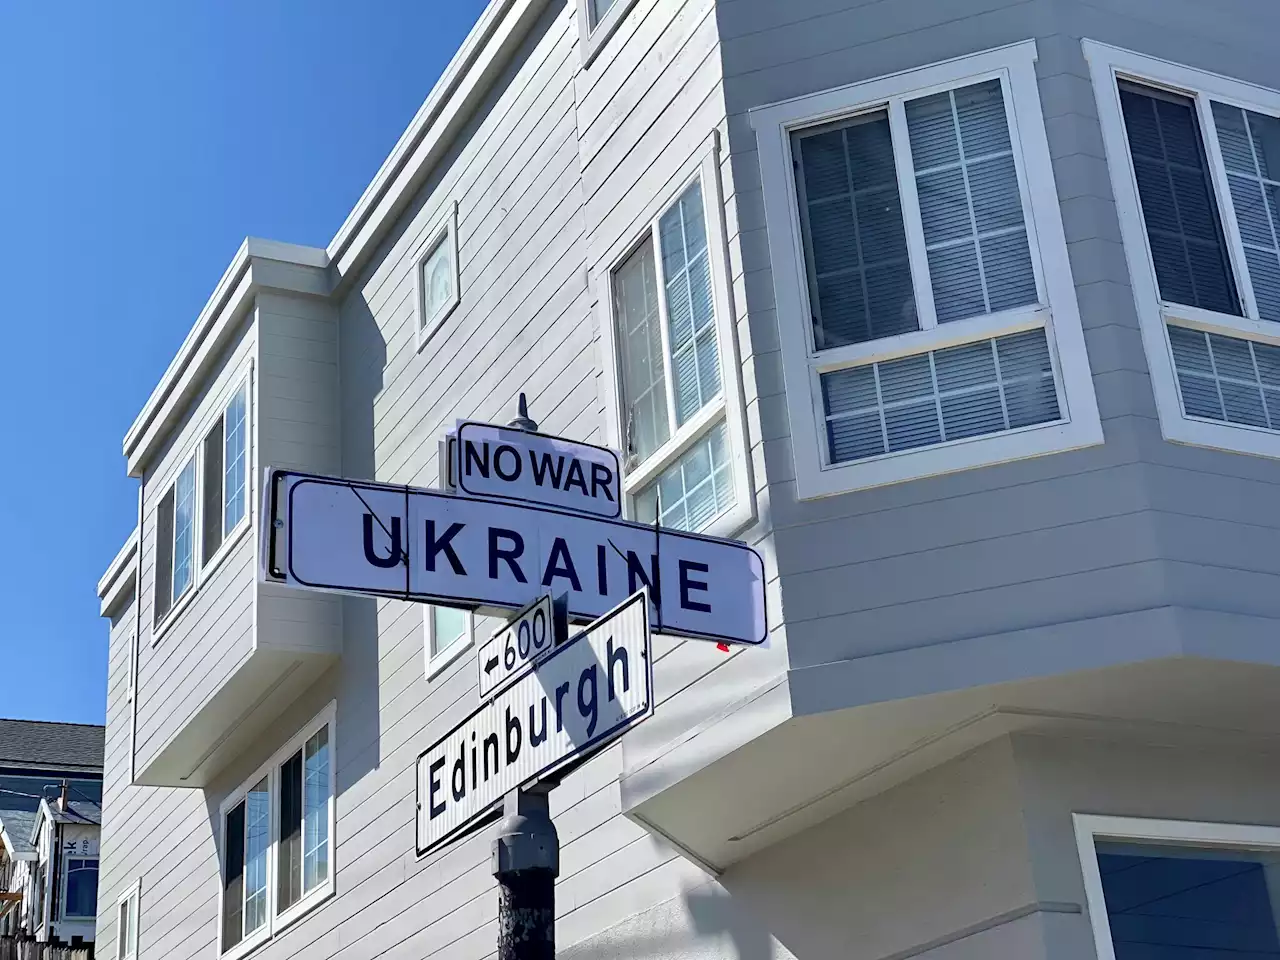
[[1167, 324, 1280, 428], [1095, 840, 1280, 959], [821, 328, 1059, 463], [203, 418, 225, 564], [1212, 102, 1280, 322], [794, 112, 917, 348], [906, 80, 1038, 323], [221, 802, 245, 951], [243, 778, 270, 936], [171, 459, 196, 603], [277, 750, 303, 912], [420, 233, 454, 325], [303, 726, 331, 893], [633, 421, 734, 533], [1120, 84, 1240, 315], [224, 387, 247, 535], [589, 0, 617, 26], [64, 860, 98, 918], [614, 239, 672, 462], [117, 898, 131, 959], [431, 606, 469, 656], [154, 491, 175, 623], [658, 181, 722, 426]]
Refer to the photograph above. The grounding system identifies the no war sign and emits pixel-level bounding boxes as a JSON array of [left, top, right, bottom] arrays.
[[264, 468, 767, 647], [447, 421, 622, 518]]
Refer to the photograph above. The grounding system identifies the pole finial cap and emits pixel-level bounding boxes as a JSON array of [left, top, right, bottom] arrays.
[[507, 393, 539, 432]]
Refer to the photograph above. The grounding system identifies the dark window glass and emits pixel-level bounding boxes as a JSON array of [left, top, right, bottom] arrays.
[[222, 802, 245, 951], [1097, 841, 1280, 958], [64, 860, 98, 918], [278, 749, 303, 912], [1119, 83, 1241, 316]]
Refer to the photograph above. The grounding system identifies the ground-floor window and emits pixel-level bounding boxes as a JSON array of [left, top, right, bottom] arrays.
[[1075, 814, 1280, 959], [219, 701, 336, 958]]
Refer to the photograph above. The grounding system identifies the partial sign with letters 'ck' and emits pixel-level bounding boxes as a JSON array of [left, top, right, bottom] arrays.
[[447, 421, 623, 518]]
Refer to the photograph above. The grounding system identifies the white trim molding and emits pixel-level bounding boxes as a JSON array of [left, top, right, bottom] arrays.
[[114, 879, 141, 960], [1085, 39, 1280, 460], [1073, 813, 1280, 960], [216, 701, 337, 960], [752, 40, 1102, 499], [595, 131, 757, 539], [424, 604, 476, 680], [415, 201, 462, 353], [578, 0, 640, 68]]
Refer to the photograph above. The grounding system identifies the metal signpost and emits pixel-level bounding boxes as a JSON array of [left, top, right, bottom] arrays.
[[259, 396, 765, 959]]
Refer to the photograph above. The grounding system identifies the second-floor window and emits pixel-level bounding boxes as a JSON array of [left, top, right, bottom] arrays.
[[154, 455, 197, 622], [203, 383, 249, 564], [602, 139, 755, 537], [220, 704, 334, 959], [1088, 41, 1280, 460], [63, 858, 99, 919], [152, 372, 251, 631], [752, 42, 1102, 498]]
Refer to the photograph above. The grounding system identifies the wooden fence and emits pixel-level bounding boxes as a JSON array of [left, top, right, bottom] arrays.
[[0, 938, 91, 960]]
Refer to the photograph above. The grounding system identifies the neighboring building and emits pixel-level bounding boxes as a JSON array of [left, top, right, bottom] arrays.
[[96, 0, 1280, 958], [0, 720, 103, 949]]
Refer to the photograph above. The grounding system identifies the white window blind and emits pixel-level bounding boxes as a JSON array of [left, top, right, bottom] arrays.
[[907, 80, 1038, 322], [794, 111, 916, 347], [1119, 83, 1241, 316], [1212, 101, 1280, 321], [785, 74, 1067, 477], [420, 235, 453, 325], [613, 178, 736, 534], [634, 420, 734, 531], [821, 329, 1058, 463]]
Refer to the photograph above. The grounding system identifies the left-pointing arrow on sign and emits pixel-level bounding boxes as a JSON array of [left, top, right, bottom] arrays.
[[483, 655, 499, 675]]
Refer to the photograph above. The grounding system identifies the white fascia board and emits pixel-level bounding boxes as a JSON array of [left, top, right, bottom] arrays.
[[122, 238, 329, 476], [97, 528, 139, 616], [326, 0, 550, 285]]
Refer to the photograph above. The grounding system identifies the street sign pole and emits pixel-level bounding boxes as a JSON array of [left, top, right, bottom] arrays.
[[493, 396, 559, 960]]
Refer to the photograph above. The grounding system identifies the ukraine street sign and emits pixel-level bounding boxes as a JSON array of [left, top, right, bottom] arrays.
[[261, 467, 767, 647]]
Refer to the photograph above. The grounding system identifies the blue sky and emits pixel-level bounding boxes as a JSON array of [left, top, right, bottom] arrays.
[[0, 1, 489, 724]]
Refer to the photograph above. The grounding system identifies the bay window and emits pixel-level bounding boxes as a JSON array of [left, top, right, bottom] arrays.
[[219, 704, 334, 958], [600, 135, 754, 537], [152, 367, 252, 635], [753, 41, 1101, 498], [1088, 41, 1280, 459]]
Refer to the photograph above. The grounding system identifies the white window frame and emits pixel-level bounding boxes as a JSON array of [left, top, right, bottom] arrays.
[[202, 379, 252, 571], [152, 362, 254, 643], [596, 131, 756, 539], [1086, 40, 1280, 460], [115, 880, 140, 960], [424, 605, 476, 680], [1073, 813, 1280, 960], [216, 701, 336, 960], [577, 0, 639, 68], [415, 201, 461, 353], [60, 856, 99, 920], [752, 40, 1102, 499], [156, 452, 198, 627]]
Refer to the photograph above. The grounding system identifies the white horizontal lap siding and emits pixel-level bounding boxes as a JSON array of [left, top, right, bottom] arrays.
[[134, 316, 257, 774]]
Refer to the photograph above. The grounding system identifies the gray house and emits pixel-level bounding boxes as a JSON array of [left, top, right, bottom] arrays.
[[96, 0, 1280, 957]]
